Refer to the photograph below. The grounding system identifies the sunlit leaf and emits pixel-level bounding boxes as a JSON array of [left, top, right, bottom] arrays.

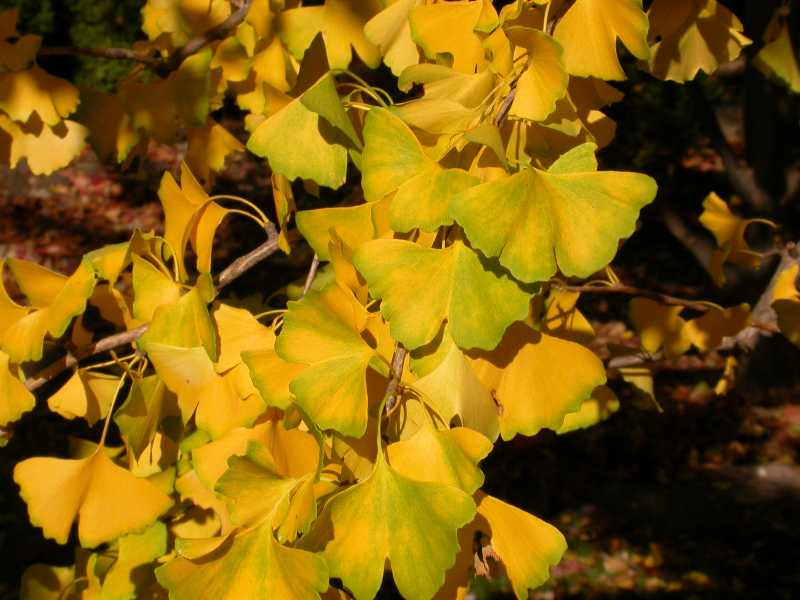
[[47, 370, 119, 427], [354, 239, 532, 351], [0, 350, 34, 426], [450, 143, 656, 283]]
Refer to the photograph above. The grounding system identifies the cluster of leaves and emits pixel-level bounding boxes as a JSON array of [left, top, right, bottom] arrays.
[[1, 1, 800, 599]]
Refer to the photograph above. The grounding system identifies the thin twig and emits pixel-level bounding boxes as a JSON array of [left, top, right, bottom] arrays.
[[301, 255, 320, 297], [383, 345, 407, 414], [38, 46, 159, 65], [25, 225, 280, 392], [559, 283, 712, 312]]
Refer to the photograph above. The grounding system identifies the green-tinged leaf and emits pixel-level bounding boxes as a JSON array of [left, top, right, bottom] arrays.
[[353, 239, 532, 350], [242, 348, 305, 410], [450, 143, 656, 283], [361, 108, 478, 231], [275, 284, 375, 436], [131, 255, 181, 322], [247, 73, 353, 189], [470, 322, 606, 440], [156, 521, 329, 600], [14, 449, 171, 547], [387, 422, 492, 493], [101, 522, 167, 600], [317, 452, 475, 599], [19, 564, 76, 600], [296, 199, 387, 261], [138, 288, 218, 360], [364, 0, 421, 76], [114, 375, 179, 459], [556, 385, 619, 434]]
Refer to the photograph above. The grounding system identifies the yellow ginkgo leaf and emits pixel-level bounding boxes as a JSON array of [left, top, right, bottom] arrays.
[[147, 343, 265, 439], [540, 289, 595, 345], [508, 28, 568, 122], [14, 449, 172, 547], [19, 562, 78, 600], [470, 322, 606, 440], [275, 284, 375, 436], [0, 114, 88, 176], [364, 0, 421, 76], [411, 327, 500, 441], [131, 255, 181, 322], [185, 119, 244, 185], [475, 493, 566, 598], [156, 519, 329, 600], [646, 0, 750, 82], [315, 452, 475, 599], [409, 0, 489, 74], [699, 192, 776, 285], [685, 303, 751, 351], [629, 297, 691, 358], [387, 422, 492, 493], [754, 9, 800, 93], [141, 0, 230, 47], [213, 303, 275, 372], [114, 375, 179, 459], [0, 66, 79, 126], [2, 258, 96, 363], [0, 350, 34, 426], [137, 287, 218, 359], [280, 0, 381, 69], [77, 88, 141, 163], [772, 264, 800, 346], [556, 385, 620, 434], [157, 162, 229, 280], [242, 348, 306, 410], [553, 0, 650, 80], [47, 370, 120, 427]]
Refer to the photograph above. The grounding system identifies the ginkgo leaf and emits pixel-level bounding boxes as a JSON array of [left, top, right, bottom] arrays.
[[317, 452, 475, 599], [141, 0, 230, 46], [0, 115, 88, 175], [699, 192, 776, 285], [540, 289, 595, 345], [469, 322, 606, 440], [398, 63, 496, 108], [772, 264, 800, 346], [508, 28, 568, 122], [114, 375, 179, 458], [0, 66, 79, 126], [0, 350, 34, 426], [296, 198, 390, 261], [77, 88, 140, 163], [409, 0, 489, 74], [280, 0, 381, 69], [556, 385, 620, 434], [629, 297, 691, 358], [101, 522, 167, 600], [83, 241, 132, 286], [364, 0, 421, 76], [137, 287, 218, 359], [410, 327, 500, 440], [0, 260, 30, 339], [553, 0, 650, 80], [158, 162, 229, 280], [14, 449, 172, 547], [215, 442, 302, 528], [19, 563, 77, 600], [387, 422, 492, 493], [2, 259, 96, 363], [185, 119, 245, 184], [475, 493, 566, 598], [156, 520, 329, 600], [685, 303, 751, 351], [47, 369, 119, 427], [646, 0, 751, 82], [354, 239, 532, 351], [361, 108, 478, 232], [131, 255, 181, 322], [275, 284, 375, 436], [247, 72, 356, 189], [242, 348, 305, 410], [754, 11, 800, 93], [148, 344, 264, 439], [450, 143, 657, 283], [214, 303, 276, 371]]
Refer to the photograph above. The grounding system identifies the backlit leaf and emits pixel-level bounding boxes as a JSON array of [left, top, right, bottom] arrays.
[[508, 28, 568, 122], [556, 385, 619, 434], [754, 9, 800, 93], [450, 143, 656, 283], [354, 239, 532, 351], [100, 522, 167, 600], [772, 264, 800, 346], [629, 297, 691, 358], [364, 0, 421, 76]]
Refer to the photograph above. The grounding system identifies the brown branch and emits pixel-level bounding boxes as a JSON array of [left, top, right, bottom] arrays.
[[36, 0, 252, 75], [25, 226, 280, 392], [38, 46, 160, 66], [559, 283, 712, 313], [383, 345, 407, 414]]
